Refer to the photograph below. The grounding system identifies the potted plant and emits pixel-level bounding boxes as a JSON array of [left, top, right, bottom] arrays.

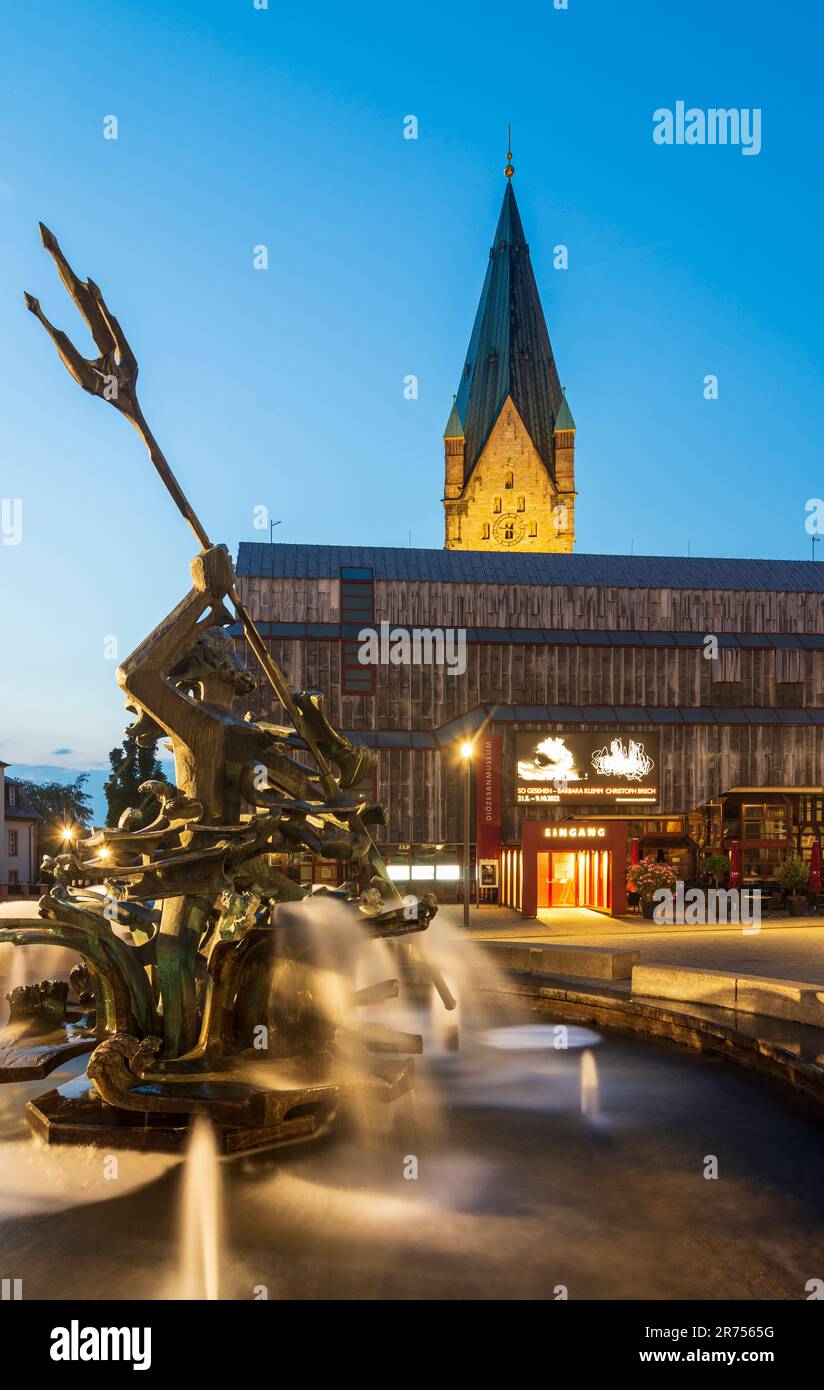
[[699, 852, 730, 888], [629, 856, 678, 919], [777, 854, 809, 915]]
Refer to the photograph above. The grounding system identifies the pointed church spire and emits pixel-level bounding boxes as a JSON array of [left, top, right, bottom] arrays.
[[452, 178, 564, 482], [442, 164, 576, 555]]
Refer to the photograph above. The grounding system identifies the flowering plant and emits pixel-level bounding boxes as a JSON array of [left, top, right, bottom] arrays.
[[628, 856, 678, 900]]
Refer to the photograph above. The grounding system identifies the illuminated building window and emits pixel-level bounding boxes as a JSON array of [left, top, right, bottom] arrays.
[[504, 471, 514, 489], [529, 520, 537, 537], [517, 495, 525, 512], [493, 496, 502, 513], [482, 523, 490, 539]]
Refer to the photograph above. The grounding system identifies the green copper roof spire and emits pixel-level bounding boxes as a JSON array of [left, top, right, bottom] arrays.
[[443, 396, 464, 439], [554, 389, 576, 431]]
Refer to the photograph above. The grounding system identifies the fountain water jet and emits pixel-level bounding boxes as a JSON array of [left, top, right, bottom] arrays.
[[178, 1117, 222, 1300], [1, 944, 27, 1026], [580, 1048, 600, 1120]]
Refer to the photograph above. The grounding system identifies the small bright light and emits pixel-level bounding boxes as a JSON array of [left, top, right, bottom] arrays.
[[61, 827, 73, 842], [460, 741, 473, 759], [98, 848, 111, 861]]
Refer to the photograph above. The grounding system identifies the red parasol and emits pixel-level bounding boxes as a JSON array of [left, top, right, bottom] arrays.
[[809, 840, 822, 892], [729, 840, 741, 890]]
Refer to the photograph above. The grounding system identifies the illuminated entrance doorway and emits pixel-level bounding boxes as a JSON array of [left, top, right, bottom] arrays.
[[521, 820, 629, 918], [537, 848, 611, 910]]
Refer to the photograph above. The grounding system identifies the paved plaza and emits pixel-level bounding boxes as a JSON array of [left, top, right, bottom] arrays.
[[440, 903, 824, 985]]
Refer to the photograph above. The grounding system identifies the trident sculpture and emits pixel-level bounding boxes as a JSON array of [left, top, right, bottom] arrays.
[[0, 225, 447, 1151]]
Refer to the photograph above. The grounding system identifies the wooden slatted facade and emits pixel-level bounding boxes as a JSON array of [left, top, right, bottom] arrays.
[[234, 548, 824, 854]]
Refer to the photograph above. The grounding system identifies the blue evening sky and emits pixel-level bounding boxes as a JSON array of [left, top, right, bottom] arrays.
[[1, 0, 822, 819]]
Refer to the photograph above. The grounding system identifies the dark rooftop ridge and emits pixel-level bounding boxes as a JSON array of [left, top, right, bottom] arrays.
[[236, 543, 824, 594]]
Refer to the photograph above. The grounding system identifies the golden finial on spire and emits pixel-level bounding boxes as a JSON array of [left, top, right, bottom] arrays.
[[505, 124, 514, 178]]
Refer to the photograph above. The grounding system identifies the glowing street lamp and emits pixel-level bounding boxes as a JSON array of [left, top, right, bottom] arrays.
[[460, 741, 474, 927]]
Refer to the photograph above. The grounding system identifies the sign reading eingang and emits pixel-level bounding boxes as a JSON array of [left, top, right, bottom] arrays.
[[515, 731, 660, 805]]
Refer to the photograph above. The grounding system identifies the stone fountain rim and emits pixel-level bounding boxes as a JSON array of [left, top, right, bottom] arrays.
[[478, 970, 824, 1113]]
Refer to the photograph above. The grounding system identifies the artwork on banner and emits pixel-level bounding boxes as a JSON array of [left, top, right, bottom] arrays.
[[479, 859, 499, 888], [515, 732, 659, 804]]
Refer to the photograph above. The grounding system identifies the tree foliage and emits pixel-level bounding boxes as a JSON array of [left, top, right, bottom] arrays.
[[699, 852, 731, 884], [15, 774, 94, 857], [104, 733, 170, 829], [777, 853, 809, 895]]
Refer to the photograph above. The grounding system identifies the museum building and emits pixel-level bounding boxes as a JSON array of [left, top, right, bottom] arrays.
[[233, 170, 824, 915]]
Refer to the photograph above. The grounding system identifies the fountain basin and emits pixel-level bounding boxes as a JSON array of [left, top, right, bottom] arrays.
[[2, 1010, 823, 1301]]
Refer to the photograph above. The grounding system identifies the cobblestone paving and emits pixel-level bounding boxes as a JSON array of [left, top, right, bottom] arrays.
[[439, 904, 824, 984]]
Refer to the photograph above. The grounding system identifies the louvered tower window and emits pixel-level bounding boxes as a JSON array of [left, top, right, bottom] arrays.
[[340, 566, 375, 694]]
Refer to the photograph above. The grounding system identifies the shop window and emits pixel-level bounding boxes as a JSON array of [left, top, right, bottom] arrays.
[[742, 847, 784, 883], [742, 803, 787, 840]]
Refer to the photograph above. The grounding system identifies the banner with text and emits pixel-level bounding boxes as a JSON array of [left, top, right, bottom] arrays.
[[515, 731, 660, 805]]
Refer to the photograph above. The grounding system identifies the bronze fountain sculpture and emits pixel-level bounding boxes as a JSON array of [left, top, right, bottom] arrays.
[[0, 226, 447, 1152]]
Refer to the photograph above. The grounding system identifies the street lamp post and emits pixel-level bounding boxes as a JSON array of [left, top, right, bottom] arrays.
[[461, 741, 473, 928]]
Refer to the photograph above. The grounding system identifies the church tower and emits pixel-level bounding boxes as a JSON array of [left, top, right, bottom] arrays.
[[442, 151, 576, 553]]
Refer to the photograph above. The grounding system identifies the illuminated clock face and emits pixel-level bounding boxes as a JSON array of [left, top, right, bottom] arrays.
[[492, 513, 526, 546]]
